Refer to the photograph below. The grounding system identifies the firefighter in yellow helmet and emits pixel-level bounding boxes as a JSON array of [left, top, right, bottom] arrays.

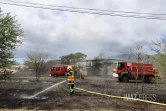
[[66, 66, 75, 95]]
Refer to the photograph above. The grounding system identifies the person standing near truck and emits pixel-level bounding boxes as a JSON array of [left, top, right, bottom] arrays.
[[66, 66, 75, 95]]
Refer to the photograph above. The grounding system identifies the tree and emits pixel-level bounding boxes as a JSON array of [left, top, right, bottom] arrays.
[[45, 59, 60, 70], [151, 38, 166, 84], [25, 51, 48, 81], [60, 52, 87, 78], [24, 60, 34, 69], [0, 8, 24, 68], [151, 38, 166, 78], [60, 52, 87, 65], [130, 46, 150, 93], [132, 46, 143, 92]]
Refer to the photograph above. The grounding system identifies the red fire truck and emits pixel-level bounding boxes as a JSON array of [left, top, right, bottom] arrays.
[[50, 65, 75, 77], [113, 62, 157, 83]]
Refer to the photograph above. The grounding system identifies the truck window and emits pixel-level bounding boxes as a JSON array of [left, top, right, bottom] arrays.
[[115, 63, 118, 68], [118, 63, 124, 70], [56, 67, 61, 71], [51, 67, 55, 71]]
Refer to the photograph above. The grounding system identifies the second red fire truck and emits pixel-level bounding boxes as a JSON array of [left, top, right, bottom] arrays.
[[113, 62, 157, 83]]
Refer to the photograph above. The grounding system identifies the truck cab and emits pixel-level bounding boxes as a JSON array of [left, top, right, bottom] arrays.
[[113, 62, 128, 77], [113, 62, 130, 82]]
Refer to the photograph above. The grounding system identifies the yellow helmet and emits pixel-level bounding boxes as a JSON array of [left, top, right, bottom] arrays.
[[67, 66, 73, 70]]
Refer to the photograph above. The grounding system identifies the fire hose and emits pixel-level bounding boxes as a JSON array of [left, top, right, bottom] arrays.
[[75, 87, 166, 107]]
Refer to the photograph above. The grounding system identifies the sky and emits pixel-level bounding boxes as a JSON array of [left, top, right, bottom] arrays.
[[1, 0, 166, 63]]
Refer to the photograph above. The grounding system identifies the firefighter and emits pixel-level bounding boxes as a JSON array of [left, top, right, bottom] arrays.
[[66, 66, 75, 95]]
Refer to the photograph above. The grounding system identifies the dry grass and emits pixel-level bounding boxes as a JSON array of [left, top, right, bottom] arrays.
[[0, 71, 166, 111]]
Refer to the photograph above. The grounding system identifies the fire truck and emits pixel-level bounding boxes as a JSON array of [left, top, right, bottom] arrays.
[[49, 65, 75, 77], [113, 62, 157, 83]]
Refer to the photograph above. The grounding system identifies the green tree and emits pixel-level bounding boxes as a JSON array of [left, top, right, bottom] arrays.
[[60, 52, 87, 65], [60, 52, 87, 78], [151, 38, 166, 77], [0, 8, 24, 67], [45, 59, 60, 70], [24, 60, 34, 69]]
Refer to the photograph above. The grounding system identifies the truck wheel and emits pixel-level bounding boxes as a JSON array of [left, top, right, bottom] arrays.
[[52, 75, 58, 77], [150, 76, 155, 83], [145, 76, 155, 83], [118, 78, 122, 82], [122, 76, 129, 83], [62, 73, 65, 76]]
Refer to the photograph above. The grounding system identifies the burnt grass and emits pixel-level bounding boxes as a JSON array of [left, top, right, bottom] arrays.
[[0, 70, 166, 111]]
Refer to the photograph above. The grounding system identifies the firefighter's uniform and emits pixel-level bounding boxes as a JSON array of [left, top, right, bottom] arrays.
[[66, 66, 75, 95]]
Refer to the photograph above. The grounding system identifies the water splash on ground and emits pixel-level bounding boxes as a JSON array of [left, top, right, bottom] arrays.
[[21, 80, 66, 99]]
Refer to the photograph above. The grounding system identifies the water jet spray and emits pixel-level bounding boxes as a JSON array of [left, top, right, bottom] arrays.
[[22, 80, 66, 99]]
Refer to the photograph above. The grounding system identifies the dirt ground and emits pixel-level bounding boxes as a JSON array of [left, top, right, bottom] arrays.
[[0, 70, 166, 111]]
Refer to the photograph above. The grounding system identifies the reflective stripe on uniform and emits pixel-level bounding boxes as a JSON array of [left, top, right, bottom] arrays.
[[68, 82, 74, 84]]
